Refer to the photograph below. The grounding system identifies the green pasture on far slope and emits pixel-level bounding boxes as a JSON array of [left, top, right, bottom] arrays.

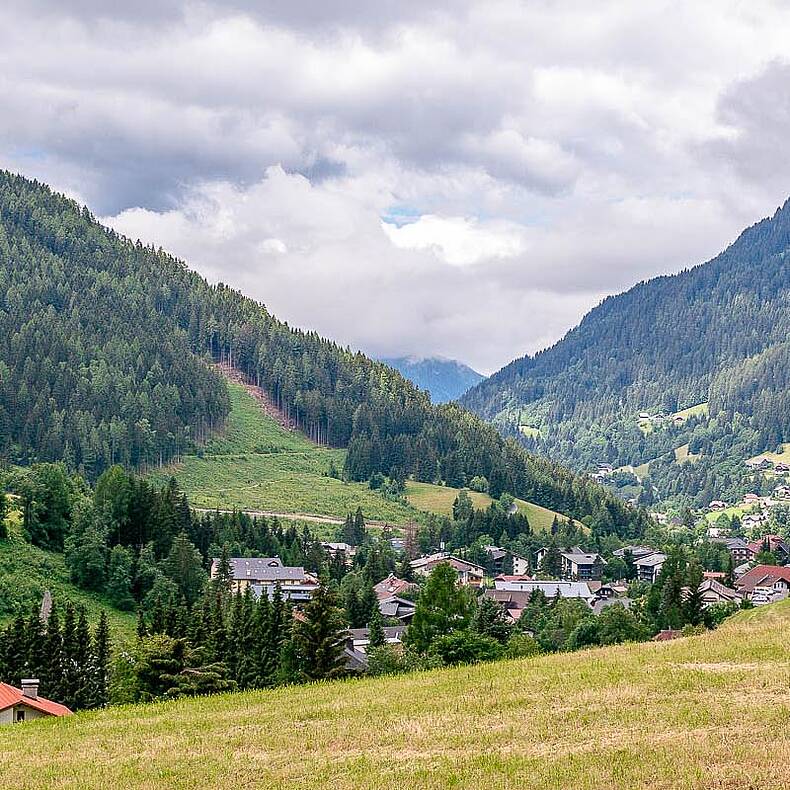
[[2, 601, 788, 789], [405, 481, 568, 532]]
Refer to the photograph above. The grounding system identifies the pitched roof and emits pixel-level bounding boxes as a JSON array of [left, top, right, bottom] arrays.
[[221, 557, 308, 582], [735, 564, 790, 593], [634, 552, 667, 567], [0, 683, 72, 717], [560, 551, 601, 565], [373, 574, 416, 601]]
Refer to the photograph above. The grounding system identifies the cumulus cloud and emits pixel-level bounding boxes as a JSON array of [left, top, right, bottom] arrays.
[[3, 1, 790, 371]]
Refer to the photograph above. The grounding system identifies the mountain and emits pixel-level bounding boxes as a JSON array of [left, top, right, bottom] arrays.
[[379, 357, 483, 403], [462, 199, 790, 506], [0, 171, 645, 537]]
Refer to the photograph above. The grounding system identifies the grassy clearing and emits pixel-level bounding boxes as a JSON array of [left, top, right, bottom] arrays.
[[2, 602, 787, 789], [704, 503, 757, 524], [0, 511, 137, 643], [154, 382, 419, 524], [674, 444, 701, 464], [673, 402, 709, 422], [518, 425, 541, 439], [749, 442, 790, 466], [404, 481, 567, 532]]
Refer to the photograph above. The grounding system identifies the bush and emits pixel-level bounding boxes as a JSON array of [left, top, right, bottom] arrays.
[[431, 630, 503, 666], [504, 632, 540, 659]]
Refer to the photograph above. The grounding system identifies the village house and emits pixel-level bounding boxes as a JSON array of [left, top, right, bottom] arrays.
[[492, 576, 596, 605], [633, 552, 667, 583], [735, 565, 790, 604], [613, 545, 655, 560], [378, 595, 416, 623], [697, 579, 741, 607], [560, 549, 605, 581], [484, 546, 530, 576], [709, 500, 728, 510], [321, 542, 357, 561], [773, 484, 790, 500], [410, 552, 485, 586], [210, 557, 320, 602], [0, 680, 71, 724], [744, 458, 771, 471], [710, 537, 755, 565], [774, 463, 790, 474]]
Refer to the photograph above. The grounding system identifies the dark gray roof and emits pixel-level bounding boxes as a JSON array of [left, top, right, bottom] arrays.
[[348, 626, 407, 640], [635, 552, 667, 567], [220, 557, 307, 581]]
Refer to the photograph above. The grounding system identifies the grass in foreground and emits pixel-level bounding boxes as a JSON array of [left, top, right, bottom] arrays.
[[404, 481, 568, 532], [0, 511, 137, 642], [2, 602, 788, 789], [153, 382, 420, 524]]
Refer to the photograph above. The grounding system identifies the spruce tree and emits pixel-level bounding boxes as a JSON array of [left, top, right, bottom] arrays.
[[368, 607, 385, 648], [292, 584, 347, 681], [92, 611, 111, 708]]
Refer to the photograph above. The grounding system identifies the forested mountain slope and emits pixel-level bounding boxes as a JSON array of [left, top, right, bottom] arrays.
[[380, 357, 483, 403], [0, 172, 645, 537], [462, 198, 790, 503]]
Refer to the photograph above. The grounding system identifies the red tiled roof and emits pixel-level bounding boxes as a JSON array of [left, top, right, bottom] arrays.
[[0, 683, 72, 717], [735, 564, 790, 593]]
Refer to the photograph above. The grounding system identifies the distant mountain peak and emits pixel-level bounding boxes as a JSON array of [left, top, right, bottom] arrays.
[[380, 356, 484, 403]]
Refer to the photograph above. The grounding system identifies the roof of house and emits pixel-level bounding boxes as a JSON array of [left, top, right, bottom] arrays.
[[0, 683, 72, 717], [348, 626, 407, 641], [492, 580, 594, 599], [378, 596, 417, 618], [373, 574, 416, 601], [747, 535, 790, 556], [698, 578, 741, 602], [560, 551, 601, 566], [592, 597, 633, 615], [612, 545, 655, 558], [634, 552, 667, 567], [220, 557, 308, 582], [735, 564, 790, 593], [410, 553, 484, 575]]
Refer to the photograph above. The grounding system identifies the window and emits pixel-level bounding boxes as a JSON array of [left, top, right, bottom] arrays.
[[15, 709, 25, 723]]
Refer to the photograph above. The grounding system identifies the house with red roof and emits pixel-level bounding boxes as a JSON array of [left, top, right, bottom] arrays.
[[735, 565, 790, 605], [0, 680, 72, 724]]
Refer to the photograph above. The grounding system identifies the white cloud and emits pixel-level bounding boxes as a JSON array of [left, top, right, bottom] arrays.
[[3, 1, 790, 371]]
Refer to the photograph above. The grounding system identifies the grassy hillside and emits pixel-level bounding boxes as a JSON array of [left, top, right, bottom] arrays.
[[405, 481, 568, 532], [2, 602, 787, 788], [153, 382, 421, 524], [0, 510, 137, 642]]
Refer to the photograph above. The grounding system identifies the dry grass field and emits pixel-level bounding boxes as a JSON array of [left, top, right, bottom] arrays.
[[3, 601, 786, 789]]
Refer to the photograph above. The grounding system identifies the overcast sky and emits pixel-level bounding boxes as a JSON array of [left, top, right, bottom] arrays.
[[3, 1, 790, 373]]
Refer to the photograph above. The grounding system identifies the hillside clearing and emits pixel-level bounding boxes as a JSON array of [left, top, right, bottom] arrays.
[[153, 382, 420, 524], [1, 602, 787, 789], [404, 481, 567, 532], [749, 442, 790, 466], [673, 402, 709, 423]]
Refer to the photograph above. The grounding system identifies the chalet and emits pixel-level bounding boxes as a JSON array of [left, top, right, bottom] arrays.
[[373, 573, 417, 601], [0, 680, 71, 724], [735, 565, 790, 604], [410, 553, 485, 586], [774, 463, 790, 474], [210, 557, 319, 602], [560, 549, 604, 581], [697, 579, 741, 607], [483, 589, 533, 622], [747, 535, 790, 563], [710, 537, 754, 565], [744, 458, 771, 471], [708, 500, 728, 511], [742, 492, 761, 504], [633, 552, 667, 583]]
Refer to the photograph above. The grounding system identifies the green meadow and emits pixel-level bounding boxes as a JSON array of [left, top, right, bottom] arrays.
[[152, 382, 420, 524], [1, 601, 787, 789]]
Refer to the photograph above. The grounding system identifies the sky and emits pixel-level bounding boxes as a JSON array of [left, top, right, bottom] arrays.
[[3, 2, 790, 373]]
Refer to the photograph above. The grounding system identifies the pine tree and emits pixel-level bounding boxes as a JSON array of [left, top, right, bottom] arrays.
[[212, 543, 234, 597], [136, 608, 148, 640], [45, 605, 65, 702]]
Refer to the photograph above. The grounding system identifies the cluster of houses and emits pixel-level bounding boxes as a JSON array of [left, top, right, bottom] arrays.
[[744, 456, 790, 474]]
